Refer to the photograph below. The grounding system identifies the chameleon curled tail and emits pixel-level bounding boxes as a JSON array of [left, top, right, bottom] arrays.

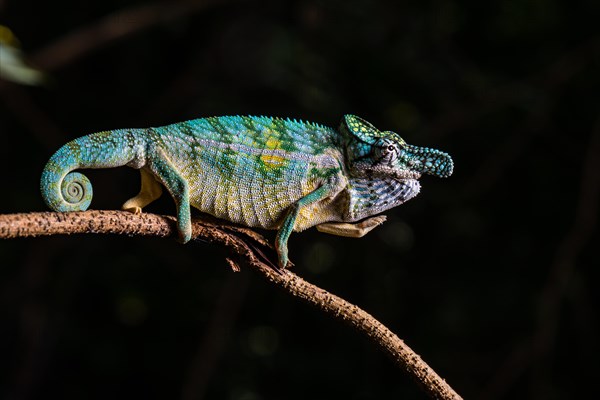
[[40, 167, 93, 212], [40, 130, 141, 213], [40, 141, 96, 212]]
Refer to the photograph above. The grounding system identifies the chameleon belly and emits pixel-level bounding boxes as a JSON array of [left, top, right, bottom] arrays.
[[153, 116, 344, 230]]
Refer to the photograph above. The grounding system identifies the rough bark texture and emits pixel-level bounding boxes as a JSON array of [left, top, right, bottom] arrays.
[[0, 210, 462, 400]]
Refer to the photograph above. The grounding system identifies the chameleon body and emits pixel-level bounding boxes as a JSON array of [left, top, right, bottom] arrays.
[[41, 115, 453, 267]]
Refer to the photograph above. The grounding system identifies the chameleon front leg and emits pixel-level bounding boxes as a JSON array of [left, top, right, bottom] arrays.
[[146, 149, 192, 243], [122, 168, 163, 214], [315, 215, 387, 237], [276, 184, 336, 269]]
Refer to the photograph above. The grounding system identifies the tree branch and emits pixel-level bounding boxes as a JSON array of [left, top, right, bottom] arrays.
[[0, 210, 462, 400]]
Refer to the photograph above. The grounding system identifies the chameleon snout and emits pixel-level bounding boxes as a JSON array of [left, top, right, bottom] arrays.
[[405, 146, 454, 178]]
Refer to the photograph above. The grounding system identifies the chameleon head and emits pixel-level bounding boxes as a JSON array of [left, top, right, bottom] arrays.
[[340, 115, 454, 182]]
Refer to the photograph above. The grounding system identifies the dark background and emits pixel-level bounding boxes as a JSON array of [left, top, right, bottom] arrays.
[[1, 0, 598, 399]]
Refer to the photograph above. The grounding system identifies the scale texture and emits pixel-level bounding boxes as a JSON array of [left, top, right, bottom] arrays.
[[40, 114, 453, 267]]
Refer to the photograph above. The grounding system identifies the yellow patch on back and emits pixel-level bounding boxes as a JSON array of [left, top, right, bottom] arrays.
[[260, 154, 287, 168], [265, 136, 281, 149]]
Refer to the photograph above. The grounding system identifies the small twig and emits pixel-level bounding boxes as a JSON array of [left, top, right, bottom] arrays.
[[30, 0, 228, 71], [0, 210, 462, 399]]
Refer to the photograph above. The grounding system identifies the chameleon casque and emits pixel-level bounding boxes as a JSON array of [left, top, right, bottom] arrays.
[[41, 115, 453, 268]]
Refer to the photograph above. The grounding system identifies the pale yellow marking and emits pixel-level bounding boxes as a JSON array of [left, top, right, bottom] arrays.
[[260, 154, 288, 168], [260, 135, 288, 169], [299, 208, 315, 221], [265, 136, 281, 149], [122, 169, 163, 214]]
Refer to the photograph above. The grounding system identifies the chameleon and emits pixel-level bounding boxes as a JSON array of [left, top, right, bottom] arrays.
[[40, 115, 453, 268]]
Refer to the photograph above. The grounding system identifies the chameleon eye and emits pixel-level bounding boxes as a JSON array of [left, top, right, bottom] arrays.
[[374, 141, 399, 165], [387, 145, 399, 163]]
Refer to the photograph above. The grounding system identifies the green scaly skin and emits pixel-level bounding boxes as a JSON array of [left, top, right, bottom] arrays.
[[40, 115, 454, 268]]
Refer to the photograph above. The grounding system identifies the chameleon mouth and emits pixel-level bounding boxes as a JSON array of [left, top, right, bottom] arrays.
[[390, 169, 421, 181], [400, 170, 422, 180], [360, 162, 422, 181]]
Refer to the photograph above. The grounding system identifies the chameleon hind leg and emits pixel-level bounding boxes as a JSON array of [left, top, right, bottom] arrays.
[[144, 149, 193, 243], [122, 168, 163, 214], [316, 215, 387, 237]]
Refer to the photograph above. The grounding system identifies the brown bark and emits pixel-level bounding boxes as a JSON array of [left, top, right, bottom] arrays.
[[0, 210, 462, 400]]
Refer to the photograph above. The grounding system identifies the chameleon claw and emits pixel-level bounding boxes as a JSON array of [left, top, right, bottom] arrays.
[[275, 242, 289, 269], [359, 215, 387, 229], [122, 206, 143, 215], [279, 255, 289, 269], [178, 226, 192, 244]]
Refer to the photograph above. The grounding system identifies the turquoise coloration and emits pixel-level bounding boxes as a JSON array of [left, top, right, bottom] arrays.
[[41, 114, 453, 268]]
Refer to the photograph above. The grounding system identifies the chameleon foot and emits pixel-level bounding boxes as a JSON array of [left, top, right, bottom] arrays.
[[122, 205, 142, 215], [315, 215, 387, 238], [121, 169, 163, 216]]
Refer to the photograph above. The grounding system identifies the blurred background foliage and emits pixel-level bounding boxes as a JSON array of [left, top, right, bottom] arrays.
[[0, 0, 598, 399]]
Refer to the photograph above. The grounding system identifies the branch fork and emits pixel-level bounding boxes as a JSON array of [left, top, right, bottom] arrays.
[[0, 210, 462, 400]]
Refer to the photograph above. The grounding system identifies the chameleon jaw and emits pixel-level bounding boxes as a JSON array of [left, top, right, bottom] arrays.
[[346, 176, 421, 221], [355, 162, 422, 181], [393, 170, 422, 180]]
